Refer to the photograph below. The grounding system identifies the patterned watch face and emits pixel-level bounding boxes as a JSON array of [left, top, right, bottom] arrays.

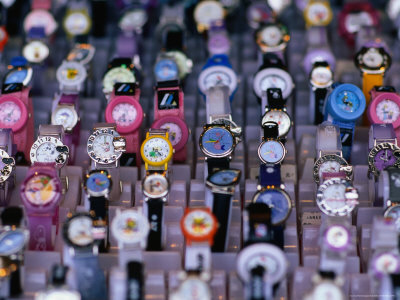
[[201, 127, 234, 156], [373, 148, 397, 171], [306, 3, 330, 25], [255, 190, 290, 224], [260, 74, 287, 93], [24, 175, 58, 205], [65, 12, 90, 35], [91, 133, 117, 160], [0, 150, 14, 182], [202, 70, 233, 90], [86, 172, 110, 194], [322, 183, 347, 210], [263, 111, 290, 137], [375, 253, 400, 276], [113, 213, 142, 240], [311, 67, 332, 86], [23, 41, 49, 63], [260, 25, 282, 46], [60, 66, 82, 83], [142, 137, 171, 163], [0, 231, 25, 254], [335, 90, 360, 113], [112, 103, 137, 127], [318, 160, 341, 179], [68, 216, 94, 246], [208, 169, 239, 185], [183, 210, 215, 237], [143, 174, 168, 196], [376, 100, 400, 123], [35, 142, 60, 163], [155, 59, 179, 81], [325, 225, 349, 249], [259, 140, 285, 164], [53, 107, 76, 129], [362, 48, 384, 68], [160, 122, 182, 146], [4, 69, 27, 84], [0, 101, 21, 126]]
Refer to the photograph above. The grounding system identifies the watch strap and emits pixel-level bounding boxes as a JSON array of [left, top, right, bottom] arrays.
[[27, 214, 53, 251], [1, 207, 23, 226], [266, 88, 285, 109], [207, 157, 230, 175], [154, 80, 183, 120], [362, 72, 384, 123], [259, 164, 281, 187], [249, 265, 266, 300], [313, 88, 328, 125], [262, 122, 279, 140], [245, 203, 272, 246], [206, 85, 231, 122], [38, 124, 64, 141], [316, 122, 342, 155], [9, 260, 22, 296], [259, 53, 285, 71], [164, 29, 184, 52], [203, 54, 232, 69], [211, 192, 232, 252], [388, 168, 400, 203], [126, 261, 144, 300], [0, 128, 15, 205], [116, 32, 138, 59], [10, 56, 28, 68], [91, 0, 107, 37], [32, 0, 51, 10], [332, 119, 355, 161], [369, 123, 397, 151], [89, 196, 107, 221], [27, 26, 46, 39], [146, 198, 164, 251], [306, 26, 329, 49]]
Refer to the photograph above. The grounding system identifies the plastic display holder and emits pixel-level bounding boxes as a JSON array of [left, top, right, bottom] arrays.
[[303, 255, 361, 274]]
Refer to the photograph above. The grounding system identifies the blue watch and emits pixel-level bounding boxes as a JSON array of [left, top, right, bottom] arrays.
[[197, 54, 238, 102], [3, 57, 33, 86], [324, 83, 366, 161], [154, 56, 179, 82]]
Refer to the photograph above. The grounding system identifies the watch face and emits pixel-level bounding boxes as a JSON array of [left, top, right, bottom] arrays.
[[318, 160, 341, 179], [177, 278, 211, 300], [247, 254, 278, 276], [142, 137, 172, 163], [58, 63, 86, 85], [103, 67, 135, 94], [67, 45, 93, 64], [374, 253, 400, 277], [259, 25, 282, 47], [112, 103, 137, 127], [23, 41, 49, 63], [202, 69, 233, 91], [24, 10, 57, 36], [262, 111, 291, 137], [344, 11, 373, 34], [335, 90, 360, 113], [260, 74, 287, 94], [183, 210, 216, 238], [0, 150, 14, 182], [200, 126, 234, 157], [0, 231, 26, 255], [372, 148, 398, 172], [86, 172, 110, 194], [208, 169, 240, 186], [321, 182, 347, 210], [90, 133, 118, 161], [306, 2, 331, 25], [24, 175, 58, 205], [67, 215, 94, 246], [312, 282, 344, 300], [4, 69, 28, 84], [64, 12, 91, 35], [362, 48, 384, 68], [311, 66, 333, 87], [154, 59, 179, 81], [376, 100, 400, 123], [0, 101, 21, 126], [52, 106, 76, 130], [34, 142, 60, 163], [325, 225, 349, 250], [194, 0, 224, 27], [160, 122, 182, 147], [142, 173, 168, 197], [119, 9, 147, 32], [112, 210, 148, 243], [254, 189, 290, 225], [258, 140, 285, 164]]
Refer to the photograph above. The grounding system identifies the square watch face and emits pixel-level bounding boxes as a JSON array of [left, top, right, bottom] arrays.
[[157, 89, 179, 110]]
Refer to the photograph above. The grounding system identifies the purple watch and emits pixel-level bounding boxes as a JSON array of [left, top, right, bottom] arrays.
[[0, 129, 16, 206]]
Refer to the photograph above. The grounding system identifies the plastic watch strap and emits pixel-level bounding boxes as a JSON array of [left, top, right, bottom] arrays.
[[262, 122, 279, 140], [331, 119, 355, 161], [362, 72, 384, 124], [306, 26, 329, 49], [259, 164, 281, 187], [207, 157, 230, 175], [146, 198, 164, 251], [1, 207, 23, 226], [387, 168, 400, 203], [117, 33, 138, 59], [211, 192, 232, 252], [27, 214, 53, 250], [154, 80, 182, 119], [31, 0, 51, 10], [245, 203, 272, 246], [258, 53, 285, 71], [206, 85, 231, 122], [203, 54, 233, 69], [27, 26, 46, 39], [316, 122, 342, 155], [73, 254, 107, 300], [164, 29, 184, 52], [88, 195, 107, 251], [249, 265, 266, 300], [369, 123, 397, 151], [91, 0, 107, 37], [0, 129, 14, 206], [313, 88, 328, 125], [266, 88, 284, 109], [184, 244, 211, 272], [10, 56, 28, 68], [126, 261, 144, 300]]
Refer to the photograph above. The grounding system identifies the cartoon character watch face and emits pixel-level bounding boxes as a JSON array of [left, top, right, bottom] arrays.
[[58, 63, 86, 84], [318, 160, 341, 179], [374, 253, 400, 277], [24, 175, 58, 205], [4, 69, 28, 84], [321, 183, 348, 210], [0, 149, 15, 183], [194, 0, 225, 27], [86, 171, 110, 196], [247, 254, 278, 276], [258, 140, 285, 164], [335, 90, 360, 113], [89, 133, 116, 161], [67, 215, 94, 247], [262, 111, 291, 137], [0, 231, 26, 255], [119, 9, 148, 32], [183, 210, 215, 238], [103, 67, 135, 94], [0, 101, 21, 126], [344, 11, 373, 33], [52, 106, 77, 130], [142, 173, 168, 198], [200, 126, 234, 157], [142, 137, 172, 163], [259, 25, 282, 47], [87, 128, 125, 164], [325, 225, 349, 250], [376, 100, 400, 123], [208, 169, 240, 186], [306, 2, 331, 25], [23, 41, 49, 63], [112, 210, 149, 244], [311, 66, 333, 87], [64, 12, 91, 35], [160, 122, 182, 146], [254, 189, 291, 225], [112, 103, 137, 127], [154, 59, 179, 81]]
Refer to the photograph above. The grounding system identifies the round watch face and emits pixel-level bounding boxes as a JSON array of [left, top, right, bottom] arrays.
[[102, 67, 135, 94], [160, 122, 182, 147], [176, 278, 211, 300], [376, 100, 400, 123], [183, 210, 216, 238], [119, 9, 147, 32], [90, 133, 118, 161], [200, 68, 235, 93], [335, 90, 360, 113], [112, 103, 137, 127], [142, 137, 172, 163], [23, 10, 57, 36], [86, 172, 111, 195], [154, 59, 179, 81], [52, 106, 76, 130], [0, 101, 21, 126], [142, 173, 168, 198], [362, 48, 384, 68], [374, 253, 400, 277], [200, 126, 234, 157], [34, 142, 60, 162], [57, 62, 87, 86], [112, 210, 149, 244], [320, 182, 352, 214], [312, 282, 344, 300], [311, 66, 333, 87], [0, 231, 26, 255], [305, 2, 331, 25], [259, 25, 282, 47], [318, 160, 341, 179], [64, 12, 91, 35], [67, 215, 94, 247], [262, 111, 291, 137], [258, 140, 285, 164], [208, 169, 239, 185], [325, 225, 349, 250], [344, 11, 373, 34], [194, 0, 224, 28], [23, 41, 49, 63], [260, 74, 287, 94], [253, 189, 291, 225], [24, 175, 58, 205], [67, 45, 94, 65], [372, 148, 398, 172], [4, 69, 28, 84]]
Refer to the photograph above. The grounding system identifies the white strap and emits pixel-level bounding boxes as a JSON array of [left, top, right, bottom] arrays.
[[316, 122, 342, 154], [206, 85, 231, 123]]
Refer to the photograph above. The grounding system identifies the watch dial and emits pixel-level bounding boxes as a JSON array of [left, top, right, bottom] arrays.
[[60, 66, 82, 83], [143, 174, 168, 196], [112, 103, 137, 127], [194, 1, 224, 25], [260, 25, 282, 47], [255, 190, 290, 224], [113, 213, 142, 240], [86, 172, 110, 194], [23, 41, 49, 63], [344, 11, 373, 34], [119, 9, 147, 32], [92, 133, 117, 160], [103, 67, 135, 94], [53, 107, 75, 129], [322, 183, 347, 210], [203, 70, 232, 90], [0, 101, 21, 126], [362, 49, 384, 68], [142, 137, 171, 163], [259, 140, 285, 164], [336, 90, 360, 113], [67, 216, 94, 246], [65, 12, 90, 35], [376, 100, 400, 123], [155, 59, 179, 81], [373, 148, 397, 171], [24, 175, 58, 205], [184, 210, 215, 237], [306, 3, 330, 25], [313, 282, 344, 299], [35, 142, 59, 163], [260, 75, 287, 93], [247, 254, 278, 276], [160, 122, 182, 146], [0, 231, 25, 254], [178, 278, 211, 300], [201, 127, 234, 156], [318, 160, 341, 179], [208, 169, 239, 185], [4, 69, 28, 84], [375, 253, 400, 276], [311, 66, 332, 86], [325, 225, 349, 249], [263, 111, 291, 137]]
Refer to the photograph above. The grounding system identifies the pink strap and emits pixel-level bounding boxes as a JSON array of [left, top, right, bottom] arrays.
[[31, 0, 51, 10], [321, 171, 346, 181], [125, 130, 141, 167], [153, 86, 184, 120], [173, 145, 187, 162], [28, 214, 54, 251]]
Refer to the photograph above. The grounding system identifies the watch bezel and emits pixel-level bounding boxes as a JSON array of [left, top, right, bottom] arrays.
[[151, 116, 189, 152], [368, 142, 400, 178], [313, 154, 352, 184], [199, 124, 236, 158], [63, 9, 92, 36], [23, 9, 58, 36], [304, 0, 333, 27], [198, 65, 238, 96], [142, 173, 169, 199], [206, 168, 241, 187], [255, 23, 290, 53], [62, 212, 98, 250], [0, 228, 29, 256], [253, 67, 294, 99], [118, 8, 148, 33], [84, 169, 112, 198], [140, 135, 174, 167], [87, 127, 125, 165], [323, 224, 350, 251], [355, 46, 391, 74], [309, 65, 334, 89], [257, 139, 286, 165], [154, 57, 179, 82], [193, 0, 225, 33], [29, 136, 69, 167], [51, 103, 79, 132], [111, 209, 150, 246], [102, 67, 136, 95], [328, 83, 366, 121], [181, 208, 218, 244]]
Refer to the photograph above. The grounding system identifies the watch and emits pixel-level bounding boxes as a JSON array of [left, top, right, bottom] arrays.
[[22, 27, 49, 64], [23, 3, 57, 37], [142, 172, 169, 251], [118, 7, 148, 34], [207, 21, 230, 56], [140, 128, 174, 173], [0, 129, 16, 206], [155, 2, 185, 41], [303, 272, 345, 300], [56, 60, 88, 93], [63, 0, 92, 38], [151, 80, 189, 162], [309, 61, 333, 125], [170, 271, 212, 300], [258, 121, 286, 166], [0, 83, 34, 162], [254, 22, 290, 60], [153, 54, 179, 82], [206, 168, 241, 252], [102, 58, 137, 96], [370, 251, 400, 280], [67, 42, 96, 66], [20, 163, 62, 251], [125, 261, 145, 300], [3, 57, 33, 86], [105, 82, 144, 167], [368, 124, 400, 179], [198, 54, 237, 101], [313, 122, 352, 185], [303, 0, 332, 28], [246, 1, 274, 30], [116, 8, 144, 60], [62, 212, 107, 300], [193, 0, 226, 34], [324, 83, 366, 161]]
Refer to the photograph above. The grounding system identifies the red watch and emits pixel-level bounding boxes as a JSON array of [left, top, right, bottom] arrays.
[[151, 80, 189, 162]]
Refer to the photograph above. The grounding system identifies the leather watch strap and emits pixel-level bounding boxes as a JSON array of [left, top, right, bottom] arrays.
[[211, 192, 231, 252], [146, 198, 164, 251], [126, 261, 144, 300], [207, 157, 230, 175], [314, 88, 328, 125]]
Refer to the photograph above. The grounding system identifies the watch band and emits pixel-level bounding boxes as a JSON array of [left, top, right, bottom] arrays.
[[387, 168, 400, 203], [206, 85, 231, 123], [0, 129, 15, 206], [312, 87, 328, 125], [316, 122, 342, 156], [249, 265, 266, 300], [145, 198, 164, 251], [154, 80, 184, 120], [91, 0, 107, 37], [31, 0, 51, 10], [331, 120, 354, 161], [211, 192, 232, 252], [259, 164, 281, 187], [368, 124, 397, 151], [244, 203, 272, 246], [116, 32, 139, 59], [126, 261, 144, 300], [262, 122, 279, 140], [164, 29, 184, 52], [89, 195, 108, 251], [266, 88, 285, 110], [207, 157, 230, 175]]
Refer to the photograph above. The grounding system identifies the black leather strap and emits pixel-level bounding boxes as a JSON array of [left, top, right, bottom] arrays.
[[250, 265, 266, 300], [207, 157, 230, 175], [258, 53, 286, 71], [318, 270, 336, 279], [245, 203, 272, 246], [9, 261, 21, 296], [120, 153, 137, 167], [391, 273, 400, 299], [314, 88, 328, 125], [126, 261, 144, 300], [51, 264, 68, 286], [164, 29, 184, 51], [262, 122, 279, 140], [91, 0, 107, 37], [156, 80, 180, 88], [89, 196, 108, 251], [1, 207, 23, 226], [211, 192, 231, 252], [267, 88, 284, 109], [146, 198, 164, 251]]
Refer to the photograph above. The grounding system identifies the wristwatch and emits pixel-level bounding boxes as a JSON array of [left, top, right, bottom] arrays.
[[181, 207, 217, 272], [0, 83, 34, 162], [67, 42, 96, 66], [246, 1, 274, 30], [23, 0, 57, 37], [303, 272, 345, 300], [258, 121, 286, 166], [206, 168, 241, 252], [368, 124, 400, 179], [155, 2, 185, 41], [118, 6, 148, 34], [63, 0, 92, 38], [56, 60, 88, 93], [102, 58, 137, 96], [151, 80, 189, 162], [261, 88, 292, 139], [140, 128, 174, 174], [62, 212, 107, 300], [253, 53, 294, 101], [22, 27, 49, 64], [20, 163, 62, 251], [254, 22, 290, 60], [170, 271, 212, 300], [236, 243, 287, 300], [303, 0, 332, 28], [309, 61, 333, 125], [324, 83, 366, 161], [198, 54, 238, 101], [105, 82, 144, 167], [370, 251, 400, 280], [193, 0, 226, 34], [3, 57, 33, 86], [382, 167, 400, 231], [0, 129, 16, 206], [207, 21, 230, 56], [154, 54, 180, 82], [142, 172, 169, 251]]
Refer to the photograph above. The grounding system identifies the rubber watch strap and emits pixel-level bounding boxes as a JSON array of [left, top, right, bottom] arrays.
[[245, 203, 272, 246], [207, 157, 230, 175], [314, 88, 328, 125], [146, 198, 164, 251], [211, 192, 231, 252], [267, 88, 285, 109], [126, 261, 144, 300], [262, 122, 279, 140]]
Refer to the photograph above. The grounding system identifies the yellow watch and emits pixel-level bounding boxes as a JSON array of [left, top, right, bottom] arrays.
[[140, 129, 174, 172], [63, 7, 92, 37], [303, 0, 333, 28], [193, 0, 226, 34]]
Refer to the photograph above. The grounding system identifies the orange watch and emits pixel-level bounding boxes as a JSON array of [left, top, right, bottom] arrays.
[[181, 207, 218, 245]]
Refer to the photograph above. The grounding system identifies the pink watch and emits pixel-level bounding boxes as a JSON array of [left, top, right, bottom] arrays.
[[151, 80, 189, 162], [0, 83, 34, 162], [105, 83, 144, 167], [20, 162, 62, 251], [368, 86, 400, 138], [32, 0, 51, 10]]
